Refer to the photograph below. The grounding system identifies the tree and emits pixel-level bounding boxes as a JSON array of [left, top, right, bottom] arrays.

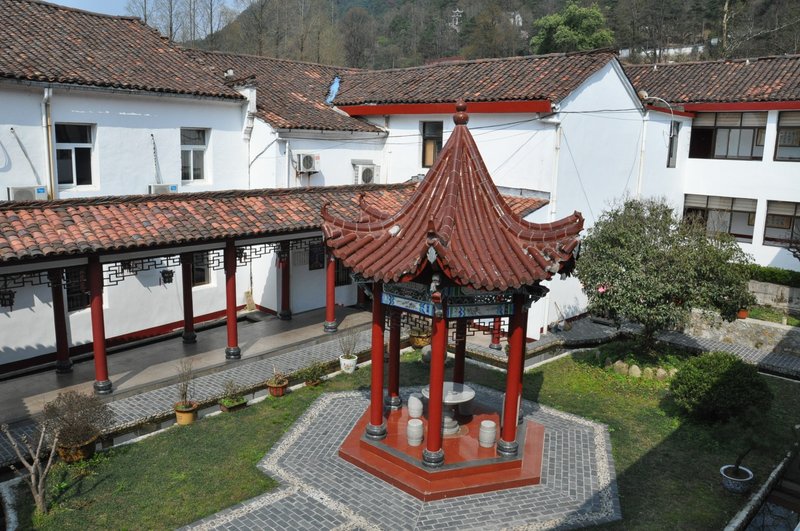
[[530, 2, 615, 54], [575, 198, 754, 343], [2, 423, 59, 515], [341, 7, 376, 68]]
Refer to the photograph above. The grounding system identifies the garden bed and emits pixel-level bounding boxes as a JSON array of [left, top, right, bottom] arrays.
[[10, 344, 800, 530]]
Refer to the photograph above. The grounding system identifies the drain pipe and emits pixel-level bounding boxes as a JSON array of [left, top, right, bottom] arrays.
[[42, 88, 56, 199]]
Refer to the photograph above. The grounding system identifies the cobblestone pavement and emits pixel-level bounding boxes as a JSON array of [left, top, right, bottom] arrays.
[[186, 386, 621, 531]]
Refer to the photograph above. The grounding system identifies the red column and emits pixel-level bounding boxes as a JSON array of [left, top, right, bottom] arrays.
[[181, 253, 196, 343], [499, 294, 526, 456], [386, 308, 401, 409], [224, 240, 241, 359], [49, 269, 72, 373], [453, 319, 467, 384], [278, 241, 292, 320], [324, 253, 337, 332], [365, 282, 386, 440], [489, 317, 502, 350], [88, 257, 112, 394], [424, 295, 447, 467]]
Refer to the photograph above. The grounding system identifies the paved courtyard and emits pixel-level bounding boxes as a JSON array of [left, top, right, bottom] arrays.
[[187, 386, 621, 531]]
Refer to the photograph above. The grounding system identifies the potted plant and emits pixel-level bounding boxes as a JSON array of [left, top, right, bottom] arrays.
[[266, 367, 289, 397], [43, 390, 113, 463], [174, 359, 199, 425], [296, 361, 328, 386], [409, 327, 431, 349], [218, 380, 247, 413], [338, 329, 358, 374]]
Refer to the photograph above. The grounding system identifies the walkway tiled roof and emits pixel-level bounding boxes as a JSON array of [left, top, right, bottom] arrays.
[[0, 184, 544, 265], [187, 51, 383, 133], [0, 0, 240, 100], [625, 54, 800, 105], [332, 50, 616, 106], [321, 105, 582, 291]]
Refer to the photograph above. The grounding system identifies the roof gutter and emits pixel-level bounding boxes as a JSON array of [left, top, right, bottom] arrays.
[[276, 129, 387, 140], [338, 100, 553, 116]]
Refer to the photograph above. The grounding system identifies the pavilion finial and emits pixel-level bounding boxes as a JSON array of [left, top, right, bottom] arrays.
[[454, 100, 469, 125]]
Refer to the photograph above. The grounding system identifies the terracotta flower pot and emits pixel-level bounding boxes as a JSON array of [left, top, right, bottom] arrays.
[[174, 401, 199, 425], [737, 309, 749, 319], [57, 435, 98, 464], [267, 381, 288, 397]]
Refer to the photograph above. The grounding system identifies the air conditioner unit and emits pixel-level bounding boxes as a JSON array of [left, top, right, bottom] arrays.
[[148, 184, 178, 194], [296, 153, 321, 173], [7, 186, 48, 201], [354, 164, 377, 184]]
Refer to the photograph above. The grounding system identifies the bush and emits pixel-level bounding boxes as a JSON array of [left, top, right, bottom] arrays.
[[43, 391, 114, 447], [295, 361, 328, 384], [747, 264, 800, 288], [669, 352, 773, 422]]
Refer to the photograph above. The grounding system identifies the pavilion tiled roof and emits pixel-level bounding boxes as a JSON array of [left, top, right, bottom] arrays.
[[0, 0, 240, 100], [321, 105, 583, 291], [332, 50, 616, 107], [0, 185, 545, 265], [625, 54, 800, 105], [186, 51, 383, 133]]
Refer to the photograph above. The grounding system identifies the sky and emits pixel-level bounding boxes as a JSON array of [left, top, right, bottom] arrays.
[[48, 0, 130, 16]]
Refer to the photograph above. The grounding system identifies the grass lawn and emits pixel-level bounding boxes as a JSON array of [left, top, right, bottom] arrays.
[[15, 343, 800, 530], [749, 304, 800, 327]]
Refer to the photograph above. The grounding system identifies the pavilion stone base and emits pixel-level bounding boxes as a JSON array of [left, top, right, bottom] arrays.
[[339, 400, 544, 502]]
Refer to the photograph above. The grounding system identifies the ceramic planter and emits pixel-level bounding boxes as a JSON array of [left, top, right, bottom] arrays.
[[56, 435, 98, 463], [174, 401, 199, 425], [409, 332, 431, 349], [720, 465, 754, 493], [339, 355, 357, 374], [267, 381, 288, 397]]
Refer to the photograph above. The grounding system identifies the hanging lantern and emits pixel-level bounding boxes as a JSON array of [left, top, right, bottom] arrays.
[[0, 289, 16, 310], [160, 269, 175, 284]]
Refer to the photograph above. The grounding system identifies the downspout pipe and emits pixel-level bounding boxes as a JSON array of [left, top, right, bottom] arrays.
[[42, 88, 56, 199]]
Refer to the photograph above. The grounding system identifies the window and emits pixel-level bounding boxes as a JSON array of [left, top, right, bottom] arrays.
[[763, 201, 800, 247], [688, 112, 766, 160], [181, 129, 207, 181], [308, 243, 325, 271], [421, 121, 443, 167], [65, 266, 90, 312], [192, 252, 209, 286], [667, 121, 680, 168], [775, 111, 800, 161], [683, 194, 756, 243], [55, 124, 93, 186], [334, 259, 351, 286]]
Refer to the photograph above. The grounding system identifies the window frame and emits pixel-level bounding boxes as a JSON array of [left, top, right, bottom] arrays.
[[65, 266, 90, 312], [192, 252, 210, 287], [775, 111, 800, 162], [763, 201, 800, 247], [334, 258, 351, 287], [682, 194, 757, 243], [180, 128, 208, 182], [55, 123, 94, 187], [688, 112, 766, 161], [421, 121, 443, 168]]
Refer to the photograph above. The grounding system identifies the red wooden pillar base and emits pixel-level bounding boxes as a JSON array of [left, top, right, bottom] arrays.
[[385, 309, 401, 409], [49, 269, 72, 373], [499, 294, 526, 456], [324, 254, 337, 332], [453, 319, 467, 384], [366, 282, 386, 440], [181, 253, 197, 344], [88, 257, 112, 394], [424, 295, 447, 468], [489, 317, 502, 350], [224, 240, 241, 359]]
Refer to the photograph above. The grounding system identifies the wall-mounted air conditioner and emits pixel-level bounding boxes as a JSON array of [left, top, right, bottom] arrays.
[[296, 153, 321, 173], [7, 186, 48, 201], [354, 164, 377, 184], [148, 184, 178, 194]]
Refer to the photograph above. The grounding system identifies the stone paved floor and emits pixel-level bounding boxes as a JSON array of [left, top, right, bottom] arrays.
[[185, 386, 621, 531]]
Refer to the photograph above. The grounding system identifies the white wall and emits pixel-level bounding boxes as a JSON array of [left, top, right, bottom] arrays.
[[0, 85, 50, 193], [282, 133, 386, 187]]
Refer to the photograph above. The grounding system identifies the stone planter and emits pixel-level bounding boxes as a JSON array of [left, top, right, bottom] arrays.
[[339, 355, 357, 374], [174, 401, 199, 425], [720, 465, 754, 493], [407, 419, 423, 446], [219, 399, 247, 413], [56, 435, 98, 464]]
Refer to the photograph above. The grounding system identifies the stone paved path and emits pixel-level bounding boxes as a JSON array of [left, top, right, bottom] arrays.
[[185, 386, 622, 531]]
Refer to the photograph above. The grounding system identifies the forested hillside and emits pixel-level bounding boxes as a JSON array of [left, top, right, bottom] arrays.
[[129, 0, 800, 67]]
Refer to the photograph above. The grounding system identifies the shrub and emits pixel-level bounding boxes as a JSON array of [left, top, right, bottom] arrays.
[[669, 352, 773, 422], [747, 264, 800, 288], [219, 380, 246, 408], [295, 361, 328, 384], [43, 391, 114, 447]]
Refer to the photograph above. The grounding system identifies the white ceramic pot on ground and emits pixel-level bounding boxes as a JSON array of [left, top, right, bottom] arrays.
[[339, 355, 357, 374]]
